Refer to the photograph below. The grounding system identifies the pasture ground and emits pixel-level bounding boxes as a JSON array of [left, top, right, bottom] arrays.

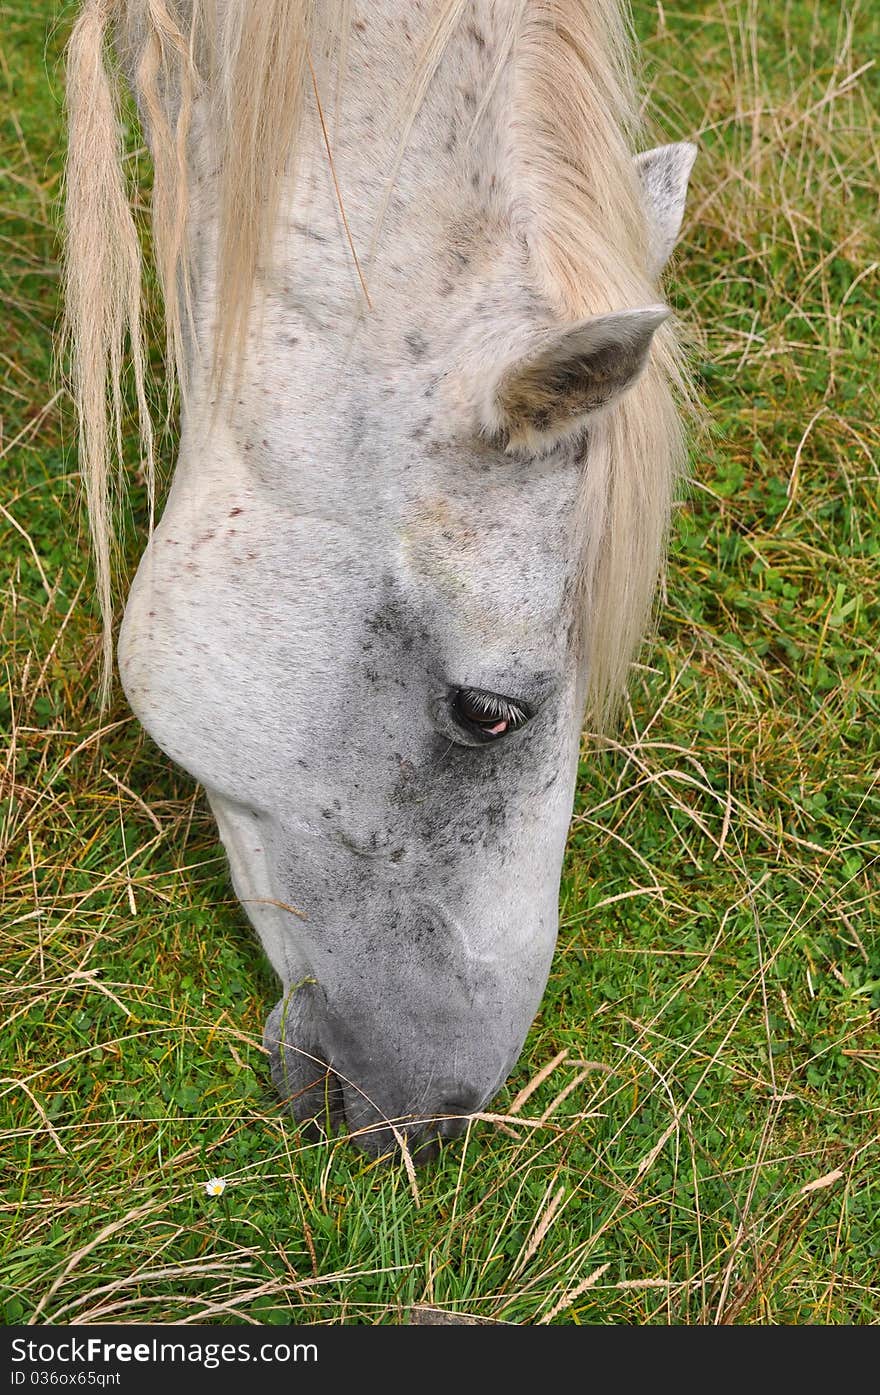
[[1, 0, 878, 1324]]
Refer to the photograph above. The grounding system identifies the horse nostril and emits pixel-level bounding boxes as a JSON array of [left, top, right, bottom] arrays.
[[435, 1095, 483, 1138], [439, 1092, 483, 1116]]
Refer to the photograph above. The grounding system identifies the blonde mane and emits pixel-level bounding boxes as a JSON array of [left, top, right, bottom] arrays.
[[64, 0, 689, 718]]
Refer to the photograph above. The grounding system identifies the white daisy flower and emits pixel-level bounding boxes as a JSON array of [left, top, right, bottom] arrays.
[[204, 1177, 227, 1197]]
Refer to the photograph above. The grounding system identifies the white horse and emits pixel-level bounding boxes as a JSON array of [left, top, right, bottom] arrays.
[[65, 0, 695, 1159]]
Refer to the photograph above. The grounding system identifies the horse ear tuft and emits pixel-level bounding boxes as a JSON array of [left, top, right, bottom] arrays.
[[488, 306, 670, 452], [635, 142, 697, 278]]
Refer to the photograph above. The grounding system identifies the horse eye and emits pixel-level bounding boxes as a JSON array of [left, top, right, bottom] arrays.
[[453, 688, 531, 741]]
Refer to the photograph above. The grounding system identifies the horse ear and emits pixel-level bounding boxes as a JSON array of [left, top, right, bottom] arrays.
[[489, 306, 670, 452], [635, 142, 698, 278]]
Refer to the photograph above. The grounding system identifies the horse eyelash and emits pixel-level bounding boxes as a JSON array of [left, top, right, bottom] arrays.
[[458, 689, 528, 727]]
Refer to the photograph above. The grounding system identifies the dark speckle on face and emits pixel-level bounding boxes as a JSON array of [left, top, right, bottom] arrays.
[[290, 220, 327, 243], [404, 329, 429, 361], [410, 416, 432, 441], [365, 608, 394, 635]]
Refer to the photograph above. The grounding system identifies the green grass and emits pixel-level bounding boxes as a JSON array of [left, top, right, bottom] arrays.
[[2, 0, 878, 1324]]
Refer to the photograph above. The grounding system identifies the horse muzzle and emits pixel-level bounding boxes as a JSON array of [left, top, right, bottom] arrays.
[[263, 987, 508, 1162]]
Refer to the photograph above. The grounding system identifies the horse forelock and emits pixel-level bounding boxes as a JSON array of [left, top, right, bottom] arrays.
[[65, 0, 691, 719]]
